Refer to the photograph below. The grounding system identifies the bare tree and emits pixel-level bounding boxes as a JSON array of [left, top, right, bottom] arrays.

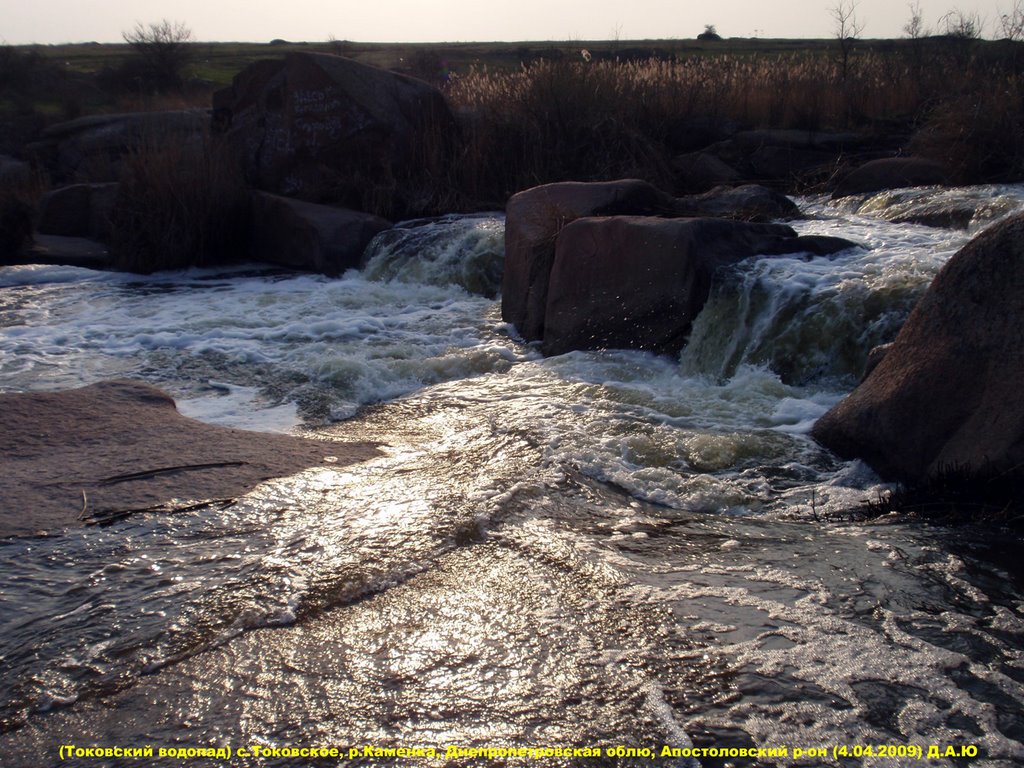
[[904, 1, 928, 38], [832, 0, 864, 40], [122, 19, 194, 92], [831, 1, 864, 80], [698, 24, 722, 41], [1000, 0, 1024, 39], [903, 1, 930, 76]]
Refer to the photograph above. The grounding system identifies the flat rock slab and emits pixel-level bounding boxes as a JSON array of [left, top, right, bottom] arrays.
[[0, 380, 379, 537]]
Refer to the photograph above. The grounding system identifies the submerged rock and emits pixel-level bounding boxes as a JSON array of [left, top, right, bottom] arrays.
[[812, 213, 1024, 482]]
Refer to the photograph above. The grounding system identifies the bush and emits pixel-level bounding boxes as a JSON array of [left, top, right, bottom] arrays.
[[910, 46, 1024, 182], [912, 87, 1024, 183], [0, 46, 64, 101], [109, 132, 250, 272], [0, 45, 75, 146]]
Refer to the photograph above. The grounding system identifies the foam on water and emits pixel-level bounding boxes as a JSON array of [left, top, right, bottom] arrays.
[[0, 264, 532, 425], [834, 183, 1024, 232], [682, 204, 968, 384], [643, 526, 1024, 765], [362, 213, 505, 297]]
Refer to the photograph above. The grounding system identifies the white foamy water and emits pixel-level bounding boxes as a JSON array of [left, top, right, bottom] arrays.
[[2, 186, 1023, 766], [0, 261, 532, 422]]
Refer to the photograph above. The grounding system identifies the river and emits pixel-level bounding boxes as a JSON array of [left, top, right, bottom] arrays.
[[1, 190, 1023, 767]]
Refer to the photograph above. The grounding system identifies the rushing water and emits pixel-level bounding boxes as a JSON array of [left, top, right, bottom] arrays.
[[2, 190, 1024, 767]]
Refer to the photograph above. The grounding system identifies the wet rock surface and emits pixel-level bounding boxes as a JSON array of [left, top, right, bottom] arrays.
[[0, 380, 378, 537], [813, 213, 1024, 482]]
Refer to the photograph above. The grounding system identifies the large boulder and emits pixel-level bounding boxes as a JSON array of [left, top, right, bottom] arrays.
[[733, 129, 867, 184], [0, 195, 33, 264], [728, 128, 870, 153], [250, 191, 392, 276], [0, 380, 378, 536], [213, 53, 457, 214], [812, 213, 1024, 482], [27, 111, 208, 183], [748, 144, 837, 183], [501, 179, 678, 341], [0, 155, 36, 263], [542, 216, 855, 356], [693, 129, 887, 189], [37, 182, 118, 240], [831, 157, 952, 199]]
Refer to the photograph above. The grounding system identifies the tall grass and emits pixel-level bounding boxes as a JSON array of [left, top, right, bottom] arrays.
[[109, 132, 250, 272], [443, 41, 1024, 202]]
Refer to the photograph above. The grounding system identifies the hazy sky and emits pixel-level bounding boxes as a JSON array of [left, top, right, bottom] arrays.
[[0, 0, 1012, 44]]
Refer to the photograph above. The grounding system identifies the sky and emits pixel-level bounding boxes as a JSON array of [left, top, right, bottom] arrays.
[[0, 0, 1013, 45]]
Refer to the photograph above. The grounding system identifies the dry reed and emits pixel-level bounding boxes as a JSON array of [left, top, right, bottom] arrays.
[[442, 42, 1024, 202], [109, 131, 250, 272]]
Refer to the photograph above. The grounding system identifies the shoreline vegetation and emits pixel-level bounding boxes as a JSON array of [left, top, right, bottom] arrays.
[[4, 35, 1024, 193], [3, 33, 1023, 270]]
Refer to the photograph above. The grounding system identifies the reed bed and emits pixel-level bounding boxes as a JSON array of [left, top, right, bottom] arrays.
[[443, 44, 1024, 203], [108, 132, 250, 272]]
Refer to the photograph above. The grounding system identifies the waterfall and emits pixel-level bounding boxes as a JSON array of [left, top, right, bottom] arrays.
[[361, 213, 505, 297]]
